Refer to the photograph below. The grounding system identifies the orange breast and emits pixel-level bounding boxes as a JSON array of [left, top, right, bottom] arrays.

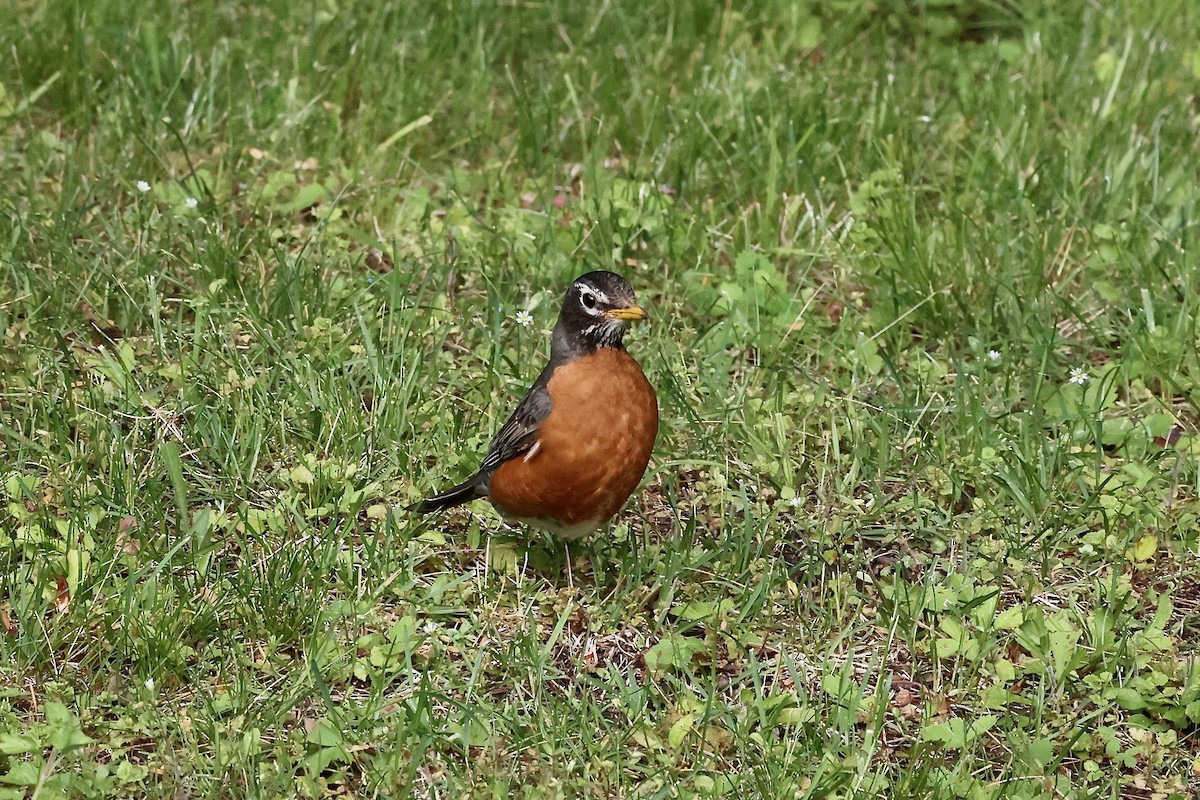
[[488, 348, 658, 530]]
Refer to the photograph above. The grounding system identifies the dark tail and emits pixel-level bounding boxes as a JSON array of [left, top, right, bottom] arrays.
[[408, 474, 487, 514]]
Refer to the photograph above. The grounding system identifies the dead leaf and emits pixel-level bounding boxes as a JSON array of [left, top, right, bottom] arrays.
[[1155, 424, 1184, 447], [364, 248, 393, 273], [53, 577, 70, 614], [117, 516, 141, 555]]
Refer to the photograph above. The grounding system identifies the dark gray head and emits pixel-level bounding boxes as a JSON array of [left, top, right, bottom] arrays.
[[551, 271, 647, 359]]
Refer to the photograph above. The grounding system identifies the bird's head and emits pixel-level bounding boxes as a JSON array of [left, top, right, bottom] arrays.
[[553, 271, 648, 355]]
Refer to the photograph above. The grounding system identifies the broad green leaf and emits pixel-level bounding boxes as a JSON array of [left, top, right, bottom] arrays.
[[981, 686, 1026, 709], [0, 735, 38, 755], [1130, 534, 1158, 561], [289, 464, 316, 485], [305, 718, 345, 748], [994, 606, 1024, 630], [935, 636, 963, 659], [386, 616, 418, 647], [44, 703, 93, 751], [1113, 687, 1150, 711], [645, 633, 706, 673], [1024, 737, 1055, 769], [668, 713, 696, 748], [920, 716, 997, 747], [0, 762, 39, 786], [673, 599, 736, 621]]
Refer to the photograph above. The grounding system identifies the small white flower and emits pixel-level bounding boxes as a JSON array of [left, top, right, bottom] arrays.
[[1069, 367, 1089, 385], [514, 310, 533, 329], [144, 677, 155, 691], [987, 350, 1001, 362], [788, 495, 803, 509], [184, 196, 198, 208], [136, 180, 151, 192], [423, 620, 438, 635]]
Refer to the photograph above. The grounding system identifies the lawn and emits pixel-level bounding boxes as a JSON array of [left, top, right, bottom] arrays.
[[2, 0, 1199, 797]]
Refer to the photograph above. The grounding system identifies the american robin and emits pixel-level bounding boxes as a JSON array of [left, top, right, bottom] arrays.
[[411, 271, 658, 539]]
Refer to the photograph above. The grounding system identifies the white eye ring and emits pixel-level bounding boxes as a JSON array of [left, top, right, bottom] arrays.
[[576, 284, 605, 314]]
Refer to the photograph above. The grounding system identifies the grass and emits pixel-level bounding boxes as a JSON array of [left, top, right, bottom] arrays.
[[2, 0, 1199, 796]]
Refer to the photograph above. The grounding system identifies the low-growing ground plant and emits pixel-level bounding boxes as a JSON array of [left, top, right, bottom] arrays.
[[2, 1, 1198, 797]]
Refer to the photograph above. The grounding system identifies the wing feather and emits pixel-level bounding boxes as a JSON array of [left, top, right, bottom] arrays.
[[479, 376, 552, 473]]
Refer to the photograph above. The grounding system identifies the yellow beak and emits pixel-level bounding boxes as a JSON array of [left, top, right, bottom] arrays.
[[606, 304, 648, 321]]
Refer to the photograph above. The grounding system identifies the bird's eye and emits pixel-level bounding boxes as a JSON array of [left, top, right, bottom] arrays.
[[580, 291, 597, 310]]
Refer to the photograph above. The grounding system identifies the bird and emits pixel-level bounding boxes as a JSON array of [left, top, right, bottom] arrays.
[[411, 271, 659, 540]]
